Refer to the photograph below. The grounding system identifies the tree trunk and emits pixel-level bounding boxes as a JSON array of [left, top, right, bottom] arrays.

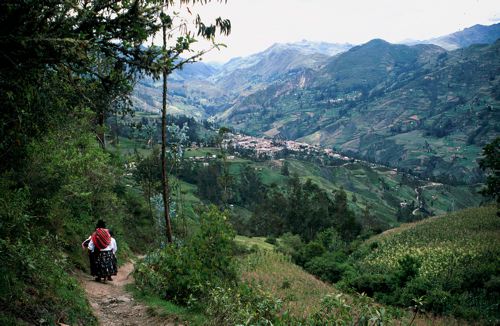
[[97, 110, 106, 149], [161, 16, 173, 244]]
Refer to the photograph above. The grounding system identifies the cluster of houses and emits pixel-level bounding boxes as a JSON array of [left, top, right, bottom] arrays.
[[222, 133, 351, 161]]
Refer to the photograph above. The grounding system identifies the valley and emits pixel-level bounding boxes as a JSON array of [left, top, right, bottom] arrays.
[[133, 23, 500, 186], [112, 111, 483, 227], [2, 3, 499, 324]]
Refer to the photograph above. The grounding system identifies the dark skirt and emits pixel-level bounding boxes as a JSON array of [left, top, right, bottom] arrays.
[[112, 254, 118, 276], [90, 250, 117, 277]]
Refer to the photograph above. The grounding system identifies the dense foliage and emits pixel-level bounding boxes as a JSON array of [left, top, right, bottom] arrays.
[[0, 116, 157, 324], [342, 206, 500, 322], [181, 159, 363, 241], [134, 207, 237, 304], [479, 136, 500, 204]]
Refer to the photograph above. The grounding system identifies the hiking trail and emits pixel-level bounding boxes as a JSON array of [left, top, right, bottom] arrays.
[[77, 259, 176, 326]]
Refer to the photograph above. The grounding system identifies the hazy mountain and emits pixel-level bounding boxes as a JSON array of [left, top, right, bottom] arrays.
[[131, 25, 499, 183], [133, 40, 353, 116], [169, 61, 219, 81], [220, 40, 500, 183], [210, 41, 353, 95], [411, 23, 500, 50], [270, 40, 354, 56]]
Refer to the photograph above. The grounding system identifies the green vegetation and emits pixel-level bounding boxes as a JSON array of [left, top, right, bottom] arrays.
[[126, 287, 207, 326], [0, 117, 154, 324], [479, 136, 500, 204], [240, 249, 334, 318], [2, 1, 497, 324], [238, 249, 434, 324], [104, 117, 491, 323], [0, 0, 229, 323], [342, 206, 500, 323], [221, 40, 500, 185], [134, 207, 238, 304], [235, 235, 275, 251]]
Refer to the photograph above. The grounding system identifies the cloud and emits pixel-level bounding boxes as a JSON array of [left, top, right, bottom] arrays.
[[184, 0, 500, 62]]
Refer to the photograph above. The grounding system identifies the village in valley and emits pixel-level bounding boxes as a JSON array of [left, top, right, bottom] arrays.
[[187, 132, 352, 163]]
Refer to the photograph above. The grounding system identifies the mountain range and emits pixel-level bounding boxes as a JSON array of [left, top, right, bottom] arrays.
[[131, 23, 500, 183]]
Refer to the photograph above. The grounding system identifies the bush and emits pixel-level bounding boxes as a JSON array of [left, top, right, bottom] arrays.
[[134, 206, 237, 304], [348, 273, 396, 297], [0, 174, 96, 325], [205, 283, 283, 326], [395, 255, 421, 286], [309, 293, 391, 325], [275, 232, 304, 262], [305, 252, 351, 283], [265, 236, 277, 245]]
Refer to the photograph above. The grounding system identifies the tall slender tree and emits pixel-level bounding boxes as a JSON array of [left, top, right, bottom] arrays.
[[157, 1, 230, 242]]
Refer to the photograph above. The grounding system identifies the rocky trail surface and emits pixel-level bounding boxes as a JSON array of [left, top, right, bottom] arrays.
[[78, 260, 176, 326]]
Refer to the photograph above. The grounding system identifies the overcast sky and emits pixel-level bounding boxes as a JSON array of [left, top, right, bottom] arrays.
[[184, 0, 500, 62]]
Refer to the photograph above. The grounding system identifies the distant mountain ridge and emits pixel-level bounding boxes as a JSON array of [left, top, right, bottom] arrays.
[[132, 40, 354, 116], [408, 23, 500, 50], [132, 23, 500, 183], [219, 39, 500, 183]]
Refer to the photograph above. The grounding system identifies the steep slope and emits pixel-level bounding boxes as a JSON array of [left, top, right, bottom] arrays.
[[319, 39, 436, 91], [132, 41, 353, 117], [347, 205, 500, 321], [211, 45, 329, 96], [221, 40, 500, 183]]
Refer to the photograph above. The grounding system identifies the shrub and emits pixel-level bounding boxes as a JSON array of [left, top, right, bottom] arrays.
[[348, 273, 396, 297], [265, 236, 277, 245], [395, 254, 421, 286], [0, 175, 96, 325], [310, 293, 391, 325], [275, 232, 304, 262], [305, 252, 350, 283], [134, 206, 237, 304], [205, 283, 283, 326]]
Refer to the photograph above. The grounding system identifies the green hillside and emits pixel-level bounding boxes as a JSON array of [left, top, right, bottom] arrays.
[[115, 125, 483, 227], [344, 205, 500, 322], [221, 40, 500, 184]]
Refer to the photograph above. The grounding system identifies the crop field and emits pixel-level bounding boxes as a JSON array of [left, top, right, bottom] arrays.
[[361, 205, 499, 283], [240, 250, 335, 318], [238, 248, 464, 324]]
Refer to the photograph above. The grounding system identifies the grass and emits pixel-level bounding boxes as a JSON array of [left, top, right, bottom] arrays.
[[108, 136, 151, 157], [126, 284, 206, 325], [184, 147, 218, 158], [239, 250, 338, 319], [237, 250, 457, 324], [235, 235, 275, 251], [171, 177, 204, 218]]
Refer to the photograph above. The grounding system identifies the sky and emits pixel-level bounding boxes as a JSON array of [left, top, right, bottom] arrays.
[[177, 0, 500, 62]]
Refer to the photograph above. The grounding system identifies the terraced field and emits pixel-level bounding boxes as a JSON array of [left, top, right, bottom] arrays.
[[363, 205, 499, 274], [349, 205, 500, 321]]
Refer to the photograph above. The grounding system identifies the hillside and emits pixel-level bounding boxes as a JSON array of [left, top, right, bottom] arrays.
[[345, 205, 500, 322], [132, 40, 354, 117], [220, 39, 500, 184], [110, 111, 483, 225], [130, 23, 500, 184], [236, 242, 418, 323]]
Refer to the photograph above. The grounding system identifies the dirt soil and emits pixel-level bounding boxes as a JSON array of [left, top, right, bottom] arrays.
[[78, 260, 176, 326]]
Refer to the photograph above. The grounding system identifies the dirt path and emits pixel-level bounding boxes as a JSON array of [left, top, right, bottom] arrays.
[[78, 260, 175, 326]]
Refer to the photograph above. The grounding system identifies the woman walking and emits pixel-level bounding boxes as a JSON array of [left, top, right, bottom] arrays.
[[87, 220, 117, 282]]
